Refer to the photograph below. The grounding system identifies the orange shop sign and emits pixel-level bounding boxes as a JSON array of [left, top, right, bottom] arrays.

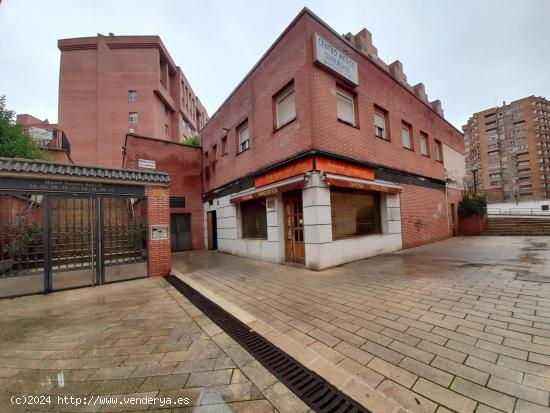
[[254, 157, 313, 187], [315, 156, 374, 181]]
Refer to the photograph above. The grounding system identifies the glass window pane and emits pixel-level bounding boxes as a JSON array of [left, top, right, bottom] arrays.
[[402, 127, 411, 148], [241, 199, 267, 239], [331, 188, 381, 239]]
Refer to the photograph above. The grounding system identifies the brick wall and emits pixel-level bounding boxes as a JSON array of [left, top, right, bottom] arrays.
[[145, 186, 171, 276], [124, 134, 204, 250], [201, 11, 464, 194], [400, 185, 451, 248]]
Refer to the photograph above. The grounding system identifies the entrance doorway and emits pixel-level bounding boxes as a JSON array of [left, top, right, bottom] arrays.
[[207, 211, 218, 250], [283, 192, 305, 264], [171, 213, 192, 251]]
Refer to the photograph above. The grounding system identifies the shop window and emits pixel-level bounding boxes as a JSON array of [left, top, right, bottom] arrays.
[[374, 106, 388, 140], [275, 83, 296, 128], [331, 188, 381, 239], [238, 120, 250, 153], [336, 88, 355, 126], [241, 199, 267, 239]]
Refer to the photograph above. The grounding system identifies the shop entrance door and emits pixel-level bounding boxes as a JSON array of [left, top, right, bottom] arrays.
[[283, 192, 305, 264]]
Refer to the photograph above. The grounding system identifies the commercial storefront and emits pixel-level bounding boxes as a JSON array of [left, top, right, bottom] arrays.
[[200, 9, 465, 270]]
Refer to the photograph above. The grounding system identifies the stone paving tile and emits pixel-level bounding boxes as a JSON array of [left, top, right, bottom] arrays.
[[173, 236, 550, 412], [0, 278, 310, 413]]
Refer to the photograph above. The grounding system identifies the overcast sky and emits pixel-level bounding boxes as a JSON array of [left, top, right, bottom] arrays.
[[1, 0, 549, 129]]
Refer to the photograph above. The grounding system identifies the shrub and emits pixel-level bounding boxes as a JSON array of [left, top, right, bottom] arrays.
[[458, 193, 487, 219], [182, 135, 201, 146]]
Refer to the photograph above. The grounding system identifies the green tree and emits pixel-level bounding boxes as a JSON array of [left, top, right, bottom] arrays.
[[182, 135, 201, 146], [0, 95, 44, 159]]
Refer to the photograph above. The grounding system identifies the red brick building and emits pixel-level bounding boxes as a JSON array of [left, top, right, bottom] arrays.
[[200, 8, 465, 270], [57, 34, 208, 168], [16, 114, 72, 163], [123, 133, 204, 252]]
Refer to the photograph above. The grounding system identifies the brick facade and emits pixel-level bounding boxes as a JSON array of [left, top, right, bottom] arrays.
[[200, 9, 465, 258], [145, 186, 170, 276], [123, 134, 204, 251]]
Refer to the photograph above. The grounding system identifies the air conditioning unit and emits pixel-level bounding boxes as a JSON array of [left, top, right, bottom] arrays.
[[128, 128, 135, 134]]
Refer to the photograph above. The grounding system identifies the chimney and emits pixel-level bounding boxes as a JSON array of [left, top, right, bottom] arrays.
[[413, 83, 427, 102], [430, 100, 444, 117]]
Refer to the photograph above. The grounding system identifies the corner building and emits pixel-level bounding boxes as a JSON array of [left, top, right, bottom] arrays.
[[201, 8, 465, 270]]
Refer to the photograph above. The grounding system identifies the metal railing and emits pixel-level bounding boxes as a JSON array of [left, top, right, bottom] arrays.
[[487, 207, 550, 216]]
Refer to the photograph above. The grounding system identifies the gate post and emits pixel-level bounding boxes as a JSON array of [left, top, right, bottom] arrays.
[[145, 186, 171, 276]]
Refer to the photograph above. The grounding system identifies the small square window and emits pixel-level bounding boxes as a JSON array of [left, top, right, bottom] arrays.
[[238, 120, 250, 153], [336, 88, 355, 126], [129, 112, 138, 124], [275, 83, 296, 129], [128, 90, 137, 102]]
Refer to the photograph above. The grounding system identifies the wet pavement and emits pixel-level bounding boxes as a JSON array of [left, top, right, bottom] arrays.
[[172, 236, 550, 413], [0, 277, 309, 412]]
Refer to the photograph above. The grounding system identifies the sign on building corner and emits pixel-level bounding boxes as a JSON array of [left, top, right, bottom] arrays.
[[313, 33, 359, 86]]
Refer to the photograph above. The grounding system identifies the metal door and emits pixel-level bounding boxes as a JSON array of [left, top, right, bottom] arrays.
[[171, 213, 192, 251], [49, 196, 97, 291]]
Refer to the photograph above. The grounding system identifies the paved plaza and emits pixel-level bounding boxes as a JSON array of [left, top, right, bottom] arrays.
[[172, 236, 550, 413], [0, 277, 309, 412]]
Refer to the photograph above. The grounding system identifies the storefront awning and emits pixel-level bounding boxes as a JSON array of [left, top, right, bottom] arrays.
[[230, 175, 305, 204], [324, 173, 401, 194]]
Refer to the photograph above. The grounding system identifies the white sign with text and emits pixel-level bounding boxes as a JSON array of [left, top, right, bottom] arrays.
[[313, 33, 359, 86]]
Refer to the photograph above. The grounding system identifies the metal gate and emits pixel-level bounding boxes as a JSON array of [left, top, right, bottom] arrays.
[[170, 213, 192, 251], [0, 192, 148, 299]]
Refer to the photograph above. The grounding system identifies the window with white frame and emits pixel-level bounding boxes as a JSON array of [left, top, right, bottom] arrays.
[[435, 140, 443, 162], [336, 88, 355, 125], [275, 83, 296, 128], [128, 90, 137, 102], [129, 112, 138, 124], [238, 121, 250, 153], [402, 122, 412, 149], [374, 108, 387, 139]]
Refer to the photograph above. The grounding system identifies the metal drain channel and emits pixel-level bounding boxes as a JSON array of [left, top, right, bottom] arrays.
[[165, 275, 370, 413]]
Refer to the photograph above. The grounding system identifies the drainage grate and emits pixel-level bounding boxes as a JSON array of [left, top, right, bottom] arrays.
[[165, 275, 370, 413]]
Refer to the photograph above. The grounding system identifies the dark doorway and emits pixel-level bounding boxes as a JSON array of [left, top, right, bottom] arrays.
[[171, 213, 192, 252], [450, 203, 457, 236], [207, 211, 218, 250]]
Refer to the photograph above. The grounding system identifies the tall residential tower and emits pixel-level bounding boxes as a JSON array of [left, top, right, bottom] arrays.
[[463, 96, 550, 203]]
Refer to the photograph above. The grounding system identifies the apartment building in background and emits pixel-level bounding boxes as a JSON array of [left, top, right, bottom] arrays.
[[463, 96, 550, 203], [200, 8, 465, 270], [16, 114, 72, 163], [57, 34, 208, 167]]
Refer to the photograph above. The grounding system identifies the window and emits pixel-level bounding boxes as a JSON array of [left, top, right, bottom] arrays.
[[241, 199, 267, 239], [374, 107, 388, 139], [128, 90, 137, 102], [331, 188, 381, 239], [336, 88, 355, 126], [420, 133, 429, 156], [402, 122, 412, 149], [212, 144, 217, 161], [238, 120, 250, 153], [275, 83, 296, 128], [165, 124, 169, 135], [129, 112, 138, 124], [435, 140, 443, 162], [222, 136, 228, 156]]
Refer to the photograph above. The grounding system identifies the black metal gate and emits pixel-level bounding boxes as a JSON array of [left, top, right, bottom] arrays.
[[0, 192, 148, 299]]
